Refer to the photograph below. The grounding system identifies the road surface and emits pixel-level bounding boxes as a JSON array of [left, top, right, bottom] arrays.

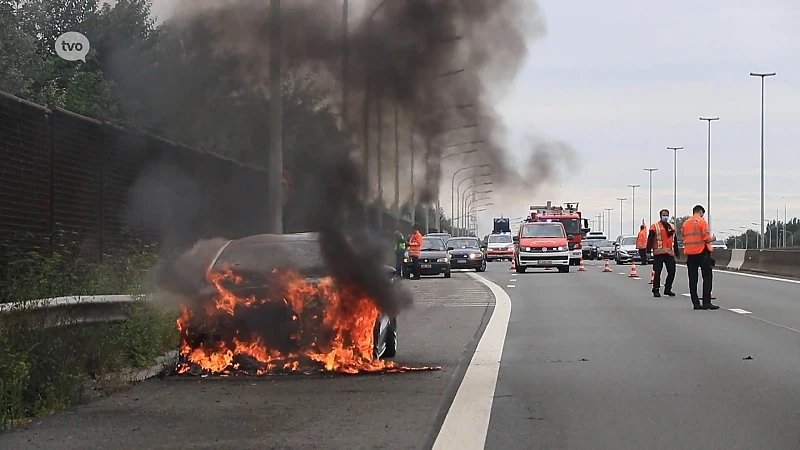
[[4, 261, 800, 449]]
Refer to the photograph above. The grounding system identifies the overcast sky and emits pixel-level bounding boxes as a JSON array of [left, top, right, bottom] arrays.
[[461, 0, 800, 238]]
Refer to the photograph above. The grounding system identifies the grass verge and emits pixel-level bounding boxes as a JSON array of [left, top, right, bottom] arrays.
[[0, 230, 179, 430]]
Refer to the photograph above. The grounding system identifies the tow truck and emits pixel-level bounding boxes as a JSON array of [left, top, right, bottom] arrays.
[[528, 201, 590, 265]]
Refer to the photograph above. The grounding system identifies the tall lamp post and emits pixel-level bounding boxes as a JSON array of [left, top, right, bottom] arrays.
[[644, 168, 657, 226], [750, 72, 776, 248], [628, 184, 640, 234], [605, 208, 613, 237], [667, 146, 683, 221], [700, 117, 719, 229], [616, 197, 627, 236]]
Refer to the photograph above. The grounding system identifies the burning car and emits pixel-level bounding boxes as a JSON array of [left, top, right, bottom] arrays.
[[155, 232, 414, 375]]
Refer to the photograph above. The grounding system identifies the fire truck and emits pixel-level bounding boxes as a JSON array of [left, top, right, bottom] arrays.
[[527, 201, 590, 265]]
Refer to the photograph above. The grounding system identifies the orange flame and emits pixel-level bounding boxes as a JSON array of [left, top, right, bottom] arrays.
[[176, 267, 434, 375]]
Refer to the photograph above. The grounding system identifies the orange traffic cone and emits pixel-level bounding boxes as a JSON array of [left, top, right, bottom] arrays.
[[629, 261, 639, 278], [578, 259, 586, 271], [603, 259, 612, 272], [510, 257, 516, 271], [648, 270, 655, 284]]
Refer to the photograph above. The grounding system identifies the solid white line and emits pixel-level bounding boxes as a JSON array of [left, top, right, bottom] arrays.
[[676, 263, 800, 285], [729, 308, 752, 314], [433, 273, 512, 450]]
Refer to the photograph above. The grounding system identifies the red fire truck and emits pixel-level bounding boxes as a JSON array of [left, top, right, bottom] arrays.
[[528, 202, 590, 265]]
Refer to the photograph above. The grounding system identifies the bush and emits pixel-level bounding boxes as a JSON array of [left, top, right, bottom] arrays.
[[0, 230, 179, 430]]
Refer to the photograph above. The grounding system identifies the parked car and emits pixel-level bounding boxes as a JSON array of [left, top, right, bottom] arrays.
[[403, 235, 451, 278], [446, 236, 486, 272], [711, 239, 727, 250], [614, 235, 640, 264], [582, 238, 605, 259], [593, 240, 617, 261]]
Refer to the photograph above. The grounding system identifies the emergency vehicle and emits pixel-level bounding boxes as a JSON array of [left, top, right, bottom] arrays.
[[527, 202, 590, 265], [486, 217, 514, 261]]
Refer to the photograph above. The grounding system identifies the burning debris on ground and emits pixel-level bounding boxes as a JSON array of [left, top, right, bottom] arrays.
[[171, 263, 438, 377]]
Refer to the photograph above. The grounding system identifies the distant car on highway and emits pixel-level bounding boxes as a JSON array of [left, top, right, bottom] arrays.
[[426, 232, 452, 241], [711, 239, 727, 250], [446, 237, 486, 272], [409, 235, 451, 278], [614, 235, 640, 264], [485, 233, 514, 261], [592, 240, 616, 260]]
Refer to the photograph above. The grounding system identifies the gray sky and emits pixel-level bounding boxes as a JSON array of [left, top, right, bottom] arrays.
[[463, 0, 800, 238]]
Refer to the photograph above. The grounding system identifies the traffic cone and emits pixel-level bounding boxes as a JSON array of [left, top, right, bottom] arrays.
[[648, 270, 655, 284], [510, 257, 516, 271], [629, 261, 639, 278], [710, 292, 716, 299], [578, 259, 586, 271], [602, 259, 612, 272]]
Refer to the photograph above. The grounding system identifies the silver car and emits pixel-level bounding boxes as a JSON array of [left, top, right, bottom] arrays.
[[614, 235, 641, 265]]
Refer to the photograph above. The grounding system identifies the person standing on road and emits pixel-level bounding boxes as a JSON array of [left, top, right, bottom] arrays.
[[636, 223, 649, 265], [647, 209, 679, 297], [682, 204, 719, 310], [408, 227, 423, 279], [394, 230, 407, 276]]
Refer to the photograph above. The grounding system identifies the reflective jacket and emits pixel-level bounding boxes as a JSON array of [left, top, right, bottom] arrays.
[[681, 214, 713, 255], [636, 228, 648, 249], [647, 221, 677, 256], [408, 231, 423, 257]]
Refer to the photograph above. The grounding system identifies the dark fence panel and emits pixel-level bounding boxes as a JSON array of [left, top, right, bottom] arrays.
[[0, 94, 52, 247]]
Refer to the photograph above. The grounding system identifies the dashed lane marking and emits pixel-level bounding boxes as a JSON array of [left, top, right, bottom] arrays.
[[506, 285, 515, 288], [729, 308, 752, 314], [433, 273, 511, 449]]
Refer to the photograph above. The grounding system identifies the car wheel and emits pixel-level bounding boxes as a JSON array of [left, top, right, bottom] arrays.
[[516, 265, 526, 273], [476, 260, 486, 272], [382, 317, 397, 359]]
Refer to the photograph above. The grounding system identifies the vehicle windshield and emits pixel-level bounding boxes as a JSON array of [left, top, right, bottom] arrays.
[[521, 224, 565, 238], [591, 240, 612, 247], [557, 218, 581, 235], [447, 238, 480, 249], [621, 237, 637, 246], [488, 234, 513, 243], [420, 237, 446, 251], [712, 240, 725, 245]]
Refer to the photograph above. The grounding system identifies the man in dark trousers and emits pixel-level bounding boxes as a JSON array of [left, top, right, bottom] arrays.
[[646, 208, 679, 297], [682, 204, 719, 310]]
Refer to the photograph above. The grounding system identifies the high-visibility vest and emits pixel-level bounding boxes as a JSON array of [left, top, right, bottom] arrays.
[[408, 232, 423, 257], [636, 228, 648, 249], [682, 215, 713, 255], [649, 221, 675, 256]]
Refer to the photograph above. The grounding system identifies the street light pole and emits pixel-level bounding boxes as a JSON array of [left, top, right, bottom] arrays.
[[628, 184, 640, 234], [667, 146, 683, 221], [616, 198, 627, 236], [750, 72, 776, 249], [644, 168, 657, 226], [267, 0, 283, 233], [605, 208, 613, 237], [451, 165, 490, 235], [700, 117, 719, 229]]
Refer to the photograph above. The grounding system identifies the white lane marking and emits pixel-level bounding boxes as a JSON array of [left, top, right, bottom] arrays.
[[681, 293, 691, 297], [729, 308, 752, 314], [506, 285, 515, 288], [619, 272, 626, 275], [631, 277, 641, 280], [433, 273, 512, 450], [743, 315, 800, 334], [676, 263, 800, 285]]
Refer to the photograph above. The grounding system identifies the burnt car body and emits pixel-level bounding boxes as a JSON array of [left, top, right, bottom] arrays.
[[154, 232, 407, 360]]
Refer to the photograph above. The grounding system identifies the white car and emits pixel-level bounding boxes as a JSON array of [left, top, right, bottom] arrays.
[[614, 235, 641, 265], [711, 239, 727, 250]]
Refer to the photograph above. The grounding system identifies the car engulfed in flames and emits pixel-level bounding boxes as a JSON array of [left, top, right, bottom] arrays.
[[156, 232, 431, 375]]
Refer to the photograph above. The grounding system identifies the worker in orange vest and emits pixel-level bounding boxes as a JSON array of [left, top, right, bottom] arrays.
[[636, 223, 649, 265], [408, 226, 424, 279], [646, 208, 679, 297], [682, 204, 719, 310]]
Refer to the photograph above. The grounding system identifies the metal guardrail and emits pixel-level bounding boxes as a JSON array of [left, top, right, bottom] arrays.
[[0, 294, 142, 329]]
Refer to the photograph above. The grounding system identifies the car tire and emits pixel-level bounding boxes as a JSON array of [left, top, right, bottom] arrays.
[[516, 265, 526, 273], [382, 318, 397, 359], [476, 260, 486, 272], [558, 265, 570, 273]]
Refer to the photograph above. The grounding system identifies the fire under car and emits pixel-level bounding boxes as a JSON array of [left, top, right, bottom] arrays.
[[154, 232, 407, 362]]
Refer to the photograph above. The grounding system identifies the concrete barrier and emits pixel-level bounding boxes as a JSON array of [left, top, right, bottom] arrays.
[[739, 249, 800, 278]]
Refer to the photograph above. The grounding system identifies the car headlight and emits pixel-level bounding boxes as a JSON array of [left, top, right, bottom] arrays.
[[525, 247, 531, 252], [557, 246, 564, 251], [437, 257, 448, 263], [470, 253, 481, 259]]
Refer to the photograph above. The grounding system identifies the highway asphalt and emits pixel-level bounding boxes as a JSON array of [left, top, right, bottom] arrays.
[[480, 259, 800, 449], [0, 275, 495, 450], [5, 260, 800, 449]]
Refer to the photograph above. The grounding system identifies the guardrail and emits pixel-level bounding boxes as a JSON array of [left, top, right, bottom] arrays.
[[0, 294, 141, 329], [677, 249, 800, 278]]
